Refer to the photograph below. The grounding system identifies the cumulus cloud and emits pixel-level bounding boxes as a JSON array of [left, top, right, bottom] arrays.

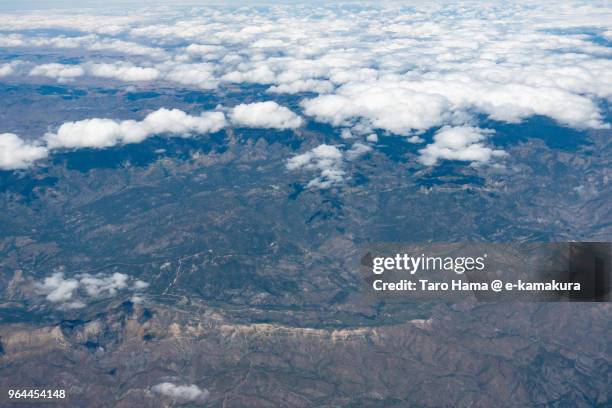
[[45, 108, 226, 149], [79, 273, 129, 297], [28, 62, 160, 83], [230, 101, 303, 129], [346, 142, 372, 161], [366, 134, 378, 143], [222, 65, 276, 85], [302, 84, 451, 134], [0, 34, 26, 47], [0, 133, 49, 170], [162, 62, 218, 89], [0, 12, 142, 35], [267, 79, 334, 94], [0, 33, 166, 58], [185, 43, 225, 57], [82, 36, 166, 58], [0, 61, 21, 77], [87, 63, 159, 82], [287, 140, 376, 188], [418, 126, 506, 166], [340, 129, 354, 139], [29, 63, 84, 82], [28, 60, 216, 87], [152, 383, 209, 404], [0, 65, 12, 77], [407, 135, 424, 144], [35, 272, 149, 309], [1, 100, 304, 169], [287, 144, 345, 189], [37, 273, 80, 304]]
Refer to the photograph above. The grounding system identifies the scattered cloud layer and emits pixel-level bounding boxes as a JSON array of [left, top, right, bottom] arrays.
[[152, 382, 210, 404], [0, 102, 306, 169], [0, 2, 611, 178], [0, 12, 143, 35], [35, 272, 149, 309], [1, 2, 608, 132]]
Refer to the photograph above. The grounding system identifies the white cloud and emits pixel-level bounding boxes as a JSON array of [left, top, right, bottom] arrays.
[[418, 126, 506, 166], [0, 12, 143, 35], [4, 4, 610, 132], [152, 383, 209, 404], [46, 118, 141, 149], [1, 2, 611, 173], [79, 36, 166, 58], [287, 144, 345, 189], [287, 141, 375, 188], [36, 272, 79, 303], [0, 133, 49, 170], [222, 65, 276, 85], [407, 135, 424, 144], [396, 78, 608, 130], [346, 142, 372, 161], [366, 134, 378, 143], [130, 294, 145, 304], [162, 62, 218, 89], [267, 79, 334, 94], [0, 34, 26, 47], [185, 43, 225, 57], [133, 280, 149, 290], [45, 108, 226, 149], [0, 64, 12, 77], [87, 63, 159, 82], [29, 63, 84, 82], [301, 84, 452, 134], [230, 101, 303, 129], [29, 62, 160, 83], [1, 102, 306, 169], [340, 129, 354, 139], [0, 61, 21, 77], [35, 271, 149, 309], [78, 272, 129, 297], [0, 33, 166, 58]]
